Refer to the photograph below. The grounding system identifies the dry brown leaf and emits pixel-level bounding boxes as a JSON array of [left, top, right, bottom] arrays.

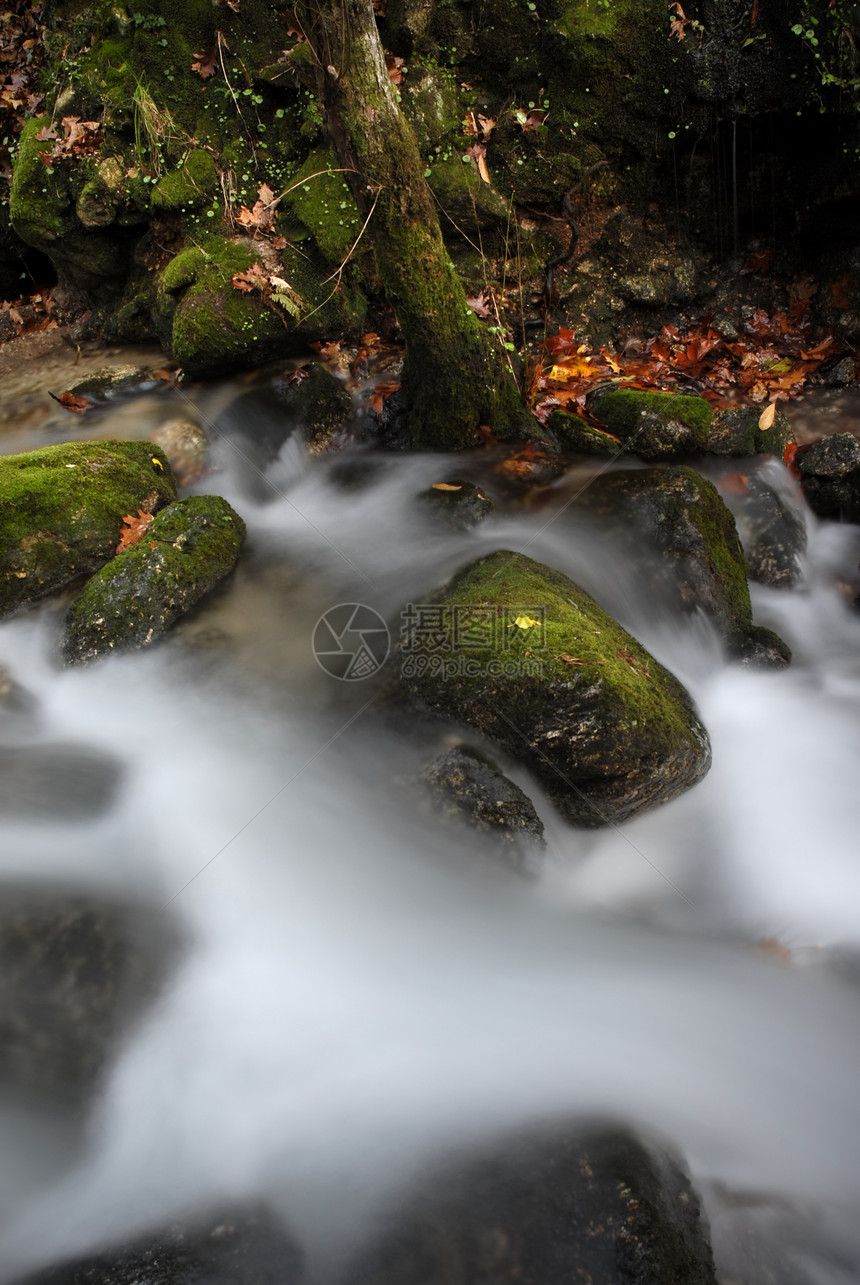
[[49, 390, 93, 414], [430, 483, 462, 492], [758, 401, 777, 430], [116, 507, 154, 553]]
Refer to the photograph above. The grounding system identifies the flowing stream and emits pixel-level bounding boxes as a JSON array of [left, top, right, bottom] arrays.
[[2, 360, 860, 1282]]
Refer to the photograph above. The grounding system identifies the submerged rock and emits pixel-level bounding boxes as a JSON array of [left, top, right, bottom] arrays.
[[574, 465, 790, 662], [719, 470, 807, 589], [274, 362, 354, 453], [421, 480, 496, 531], [420, 745, 544, 871], [149, 418, 208, 486], [400, 551, 711, 828], [0, 441, 176, 618], [19, 1205, 304, 1285], [705, 404, 794, 457], [587, 388, 712, 460], [64, 365, 155, 400], [0, 888, 172, 1108], [0, 742, 122, 821], [340, 1123, 716, 1285], [63, 495, 245, 664]]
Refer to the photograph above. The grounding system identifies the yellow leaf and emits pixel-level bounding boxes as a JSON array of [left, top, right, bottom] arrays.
[[431, 482, 462, 491], [514, 615, 540, 630], [476, 153, 490, 184], [758, 401, 777, 430]]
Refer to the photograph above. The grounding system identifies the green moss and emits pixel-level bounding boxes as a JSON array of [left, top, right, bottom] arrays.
[[0, 440, 176, 618], [548, 410, 620, 455], [588, 388, 712, 457], [283, 148, 362, 263], [63, 494, 245, 663], [591, 388, 712, 437], [151, 149, 217, 212], [9, 118, 72, 244]]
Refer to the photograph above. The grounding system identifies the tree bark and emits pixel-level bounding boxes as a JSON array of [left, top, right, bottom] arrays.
[[298, 0, 530, 449]]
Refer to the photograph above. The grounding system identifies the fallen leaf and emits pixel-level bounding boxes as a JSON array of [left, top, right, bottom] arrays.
[[758, 401, 777, 430], [191, 45, 218, 78], [369, 379, 400, 413], [466, 291, 492, 318], [719, 472, 749, 495], [430, 482, 462, 492], [559, 654, 589, 666], [385, 54, 405, 84], [465, 142, 490, 184], [116, 507, 154, 553], [49, 390, 93, 414], [513, 615, 541, 630]]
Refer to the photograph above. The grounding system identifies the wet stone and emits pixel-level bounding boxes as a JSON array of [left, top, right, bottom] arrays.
[[149, 418, 208, 486], [17, 1205, 305, 1285], [797, 433, 860, 521], [720, 472, 807, 590], [339, 1123, 717, 1285], [421, 480, 496, 531], [420, 745, 544, 872]]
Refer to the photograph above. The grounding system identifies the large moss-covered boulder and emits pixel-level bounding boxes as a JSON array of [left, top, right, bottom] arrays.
[[573, 466, 790, 663], [0, 441, 176, 618], [400, 551, 710, 827], [587, 388, 712, 460], [342, 1123, 716, 1285], [63, 495, 245, 663]]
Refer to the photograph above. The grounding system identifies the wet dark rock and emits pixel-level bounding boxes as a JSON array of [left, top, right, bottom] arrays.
[[400, 551, 711, 828], [0, 441, 176, 619], [275, 363, 354, 454], [149, 418, 208, 487], [797, 432, 860, 521], [420, 746, 544, 870], [798, 433, 860, 478], [573, 466, 790, 663], [19, 1205, 304, 1285], [735, 625, 793, 669], [720, 472, 807, 589], [705, 404, 794, 457], [339, 1123, 716, 1285], [0, 888, 173, 1108], [823, 356, 856, 387], [421, 480, 495, 531], [63, 496, 245, 664], [587, 388, 712, 460], [0, 742, 123, 821]]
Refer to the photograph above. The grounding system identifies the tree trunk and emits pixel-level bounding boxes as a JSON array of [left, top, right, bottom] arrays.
[[298, 0, 530, 449]]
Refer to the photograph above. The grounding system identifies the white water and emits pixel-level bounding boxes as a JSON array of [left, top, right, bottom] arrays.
[[2, 393, 860, 1281]]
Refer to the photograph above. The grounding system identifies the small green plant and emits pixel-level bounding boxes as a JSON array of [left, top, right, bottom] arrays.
[[132, 79, 177, 176]]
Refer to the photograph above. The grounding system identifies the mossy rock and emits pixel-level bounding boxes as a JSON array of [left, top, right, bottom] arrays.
[[588, 388, 712, 459], [705, 404, 794, 457], [156, 235, 366, 377], [421, 479, 496, 531], [150, 149, 218, 214], [572, 465, 789, 663], [400, 550, 711, 828], [63, 495, 246, 664], [0, 440, 176, 619], [427, 154, 511, 234], [548, 410, 622, 456], [282, 147, 362, 263]]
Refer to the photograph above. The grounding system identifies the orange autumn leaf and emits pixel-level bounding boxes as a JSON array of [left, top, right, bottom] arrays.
[[49, 390, 93, 414], [758, 401, 777, 431], [369, 379, 400, 413], [116, 508, 154, 553]]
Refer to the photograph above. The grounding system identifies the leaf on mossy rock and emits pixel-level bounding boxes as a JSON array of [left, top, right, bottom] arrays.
[[116, 508, 154, 553]]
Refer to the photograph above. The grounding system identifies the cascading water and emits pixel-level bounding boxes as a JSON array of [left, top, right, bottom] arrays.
[[2, 372, 860, 1283]]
